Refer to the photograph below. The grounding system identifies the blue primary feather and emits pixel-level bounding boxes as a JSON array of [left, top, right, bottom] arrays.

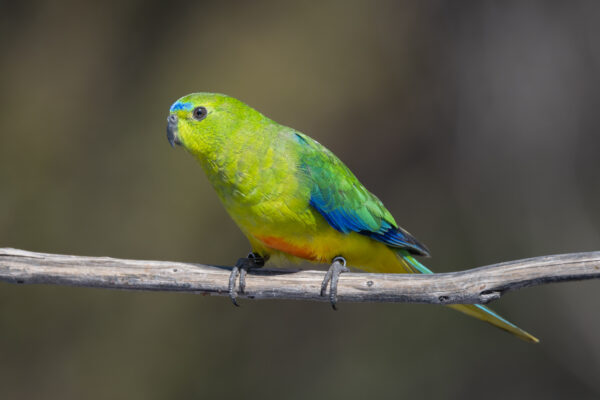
[[309, 192, 430, 256]]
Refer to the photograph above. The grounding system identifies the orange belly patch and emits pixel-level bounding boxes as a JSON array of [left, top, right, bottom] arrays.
[[256, 235, 318, 261]]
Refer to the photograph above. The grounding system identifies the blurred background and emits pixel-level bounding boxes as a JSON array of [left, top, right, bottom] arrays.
[[1, 0, 599, 398]]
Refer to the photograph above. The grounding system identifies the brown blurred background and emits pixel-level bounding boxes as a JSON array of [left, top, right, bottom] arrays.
[[1, 0, 599, 399]]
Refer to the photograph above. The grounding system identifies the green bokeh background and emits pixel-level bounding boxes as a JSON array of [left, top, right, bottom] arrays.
[[1, 1, 599, 399]]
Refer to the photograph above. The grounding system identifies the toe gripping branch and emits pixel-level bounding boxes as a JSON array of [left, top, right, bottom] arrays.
[[320, 256, 349, 310], [228, 252, 265, 306]]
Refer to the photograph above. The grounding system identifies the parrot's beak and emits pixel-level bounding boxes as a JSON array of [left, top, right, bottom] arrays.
[[166, 114, 181, 148]]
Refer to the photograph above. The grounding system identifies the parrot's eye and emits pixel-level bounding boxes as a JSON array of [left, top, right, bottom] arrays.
[[192, 106, 207, 121]]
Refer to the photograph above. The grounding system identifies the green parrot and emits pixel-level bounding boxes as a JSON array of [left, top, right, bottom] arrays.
[[166, 92, 538, 343]]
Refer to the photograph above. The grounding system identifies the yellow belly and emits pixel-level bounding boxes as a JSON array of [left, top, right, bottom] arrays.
[[225, 198, 412, 274], [245, 222, 411, 274]]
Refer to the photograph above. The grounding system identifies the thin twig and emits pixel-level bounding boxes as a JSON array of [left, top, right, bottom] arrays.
[[1, 248, 599, 304]]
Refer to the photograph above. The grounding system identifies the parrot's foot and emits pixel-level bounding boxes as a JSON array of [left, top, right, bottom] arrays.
[[320, 256, 349, 310], [228, 252, 265, 306]]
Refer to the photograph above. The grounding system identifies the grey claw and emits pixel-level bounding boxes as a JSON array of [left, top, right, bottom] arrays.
[[239, 267, 247, 293], [228, 266, 241, 306], [320, 256, 349, 310], [320, 268, 334, 297], [228, 253, 265, 307]]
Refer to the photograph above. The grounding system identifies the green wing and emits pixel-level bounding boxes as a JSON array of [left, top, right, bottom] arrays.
[[293, 132, 429, 256]]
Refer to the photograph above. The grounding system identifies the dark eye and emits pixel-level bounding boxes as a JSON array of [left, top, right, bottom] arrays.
[[192, 106, 207, 121]]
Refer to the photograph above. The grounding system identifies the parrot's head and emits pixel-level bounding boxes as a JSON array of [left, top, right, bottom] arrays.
[[167, 92, 265, 159]]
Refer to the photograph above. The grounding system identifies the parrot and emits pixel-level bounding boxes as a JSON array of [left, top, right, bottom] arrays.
[[166, 92, 539, 343]]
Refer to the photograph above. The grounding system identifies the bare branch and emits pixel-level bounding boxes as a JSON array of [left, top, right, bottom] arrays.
[[1, 248, 599, 304]]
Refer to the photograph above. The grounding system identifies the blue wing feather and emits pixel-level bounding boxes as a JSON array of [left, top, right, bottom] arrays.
[[309, 191, 430, 256], [296, 130, 430, 256]]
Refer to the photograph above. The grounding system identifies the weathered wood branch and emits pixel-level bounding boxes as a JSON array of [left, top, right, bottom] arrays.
[[1, 248, 599, 304]]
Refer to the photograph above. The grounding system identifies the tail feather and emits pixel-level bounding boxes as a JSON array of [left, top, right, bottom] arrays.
[[399, 250, 539, 343]]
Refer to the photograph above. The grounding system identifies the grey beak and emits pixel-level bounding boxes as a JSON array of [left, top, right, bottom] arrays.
[[167, 114, 180, 148]]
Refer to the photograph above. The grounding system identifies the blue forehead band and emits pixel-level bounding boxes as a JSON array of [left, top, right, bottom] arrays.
[[170, 101, 193, 112]]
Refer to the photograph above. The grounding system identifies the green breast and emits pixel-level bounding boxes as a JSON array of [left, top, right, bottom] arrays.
[[200, 126, 314, 233]]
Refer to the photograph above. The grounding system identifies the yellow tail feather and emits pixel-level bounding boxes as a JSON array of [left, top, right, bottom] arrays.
[[398, 251, 539, 343], [450, 304, 539, 343]]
